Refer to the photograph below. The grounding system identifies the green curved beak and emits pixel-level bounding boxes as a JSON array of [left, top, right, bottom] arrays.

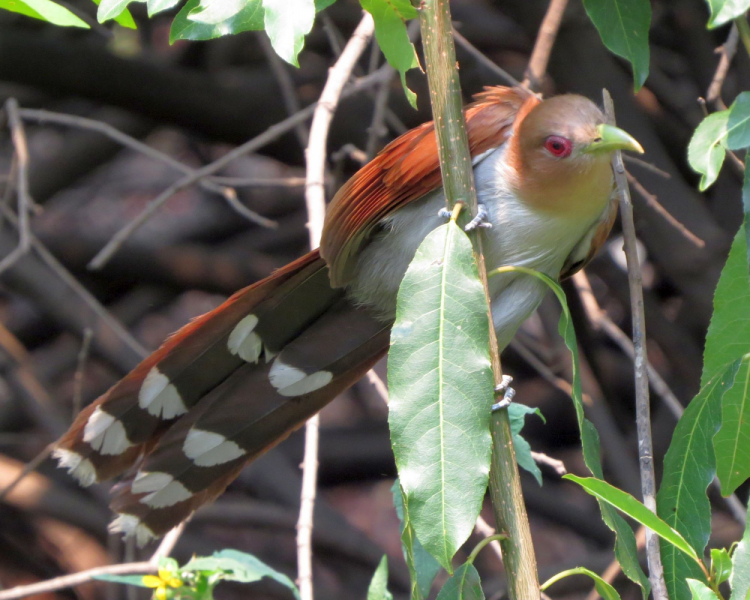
[[584, 124, 644, 155]]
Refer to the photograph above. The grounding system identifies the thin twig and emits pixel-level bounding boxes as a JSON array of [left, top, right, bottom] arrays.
[[0, 99, 32, 275], [530, 451, 567, 476], [207, 176, 306, 187], [622, 155, 671, 179], [365, 64, 396, 160], [258, 33, 310, 149], [707, 24, 739, 105], [452, 29, 520, 87], [87, 66, 393, 270], [603, 89, 667, 600], [522, 0, 569, 90], [625, 170, 705, 248], [298, 14, 375, 600], [72, 328, 94, 420], [0, 444, 54, 503]]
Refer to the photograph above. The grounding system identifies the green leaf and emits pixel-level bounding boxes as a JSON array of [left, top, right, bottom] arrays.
[[392, 479, 441, 600], [315, 0, 335, 10], [687, 579, 722, 600], [702, 225, 750, 384], [714, 355, 750, 495], [388, 220, 494, 571], [688, 111, 730, 191], [541, 567, 622, 600], [581, 0, 651, 91], [367, 556, 393, 600], [507, 403, 545, 485], [359, 0, 419, 109], [743, 165, 750, 277], [188, 0, 250, 25], [146, 0, 178, 16], [0, 0, 89, 26], [566, 475, 701, 562], [170, 0, 263, 42], [730, 501, 750, 600], [90, 0, 135, 26], [488, 266, 650, 598], [97, 0, 142, 22], [688, 92, 750, 191], [262, 0, 315, 67], [435, 563, 484, 600], [657, 361, 741, 600], [183, 550, 300, 599], [92, 574, 151, 587], [706, 0, 750, 28], [711, 548, 733, 586]]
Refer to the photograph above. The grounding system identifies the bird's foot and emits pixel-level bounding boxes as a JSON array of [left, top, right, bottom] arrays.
[[491, 375, 515, 411], [464, 204, 493, 232], [437, 207, 453, 220]]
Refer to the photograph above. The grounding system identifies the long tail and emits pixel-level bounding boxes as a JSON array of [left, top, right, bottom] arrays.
[[54, 250, 390, 544]]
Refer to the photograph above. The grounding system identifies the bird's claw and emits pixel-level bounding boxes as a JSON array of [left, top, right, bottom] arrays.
[[491, 375, 515, 412], [437, 208, 453, 220], [464, 204, 492, 232]]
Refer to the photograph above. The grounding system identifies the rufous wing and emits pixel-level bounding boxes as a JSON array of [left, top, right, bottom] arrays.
[[321, 86, 540, 288]]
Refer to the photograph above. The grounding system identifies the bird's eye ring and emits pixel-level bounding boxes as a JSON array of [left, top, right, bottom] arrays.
[[544, 135, 572, 158]]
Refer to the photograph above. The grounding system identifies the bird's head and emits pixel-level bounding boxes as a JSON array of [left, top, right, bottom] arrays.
[[508, 94, 643, 216]]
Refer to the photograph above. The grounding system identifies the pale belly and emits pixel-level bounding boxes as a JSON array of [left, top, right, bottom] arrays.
[[346, 146, 608, 350]]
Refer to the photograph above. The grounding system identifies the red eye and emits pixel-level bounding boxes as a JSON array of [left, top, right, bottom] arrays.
[[544, 136, 572, 158]]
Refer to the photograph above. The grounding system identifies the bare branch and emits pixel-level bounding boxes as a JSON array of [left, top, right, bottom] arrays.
[[298, 14, 375, 600], [452, 29, 520, 87], [522, 0, 569, 90], [72, 327, 94, 419], [707, 24, 739, 105]]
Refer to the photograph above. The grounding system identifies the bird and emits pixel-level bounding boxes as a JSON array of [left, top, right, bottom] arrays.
[[53, 86, 643, 545]]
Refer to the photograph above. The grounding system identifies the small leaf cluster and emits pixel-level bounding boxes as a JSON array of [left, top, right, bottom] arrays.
[[94, 551, 300, 600]]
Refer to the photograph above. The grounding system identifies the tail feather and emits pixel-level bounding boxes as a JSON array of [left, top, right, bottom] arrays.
[[55, 251, 338, 485], [108, 301, 390, 541], [54, 250, 392, 542]]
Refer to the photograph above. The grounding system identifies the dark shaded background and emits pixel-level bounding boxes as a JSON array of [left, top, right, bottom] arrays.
[[0, 1, 747, 598]]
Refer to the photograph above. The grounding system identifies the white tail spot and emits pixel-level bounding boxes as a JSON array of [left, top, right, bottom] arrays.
[[110, 514, 158, 547], [83, 407, 133, 455], [183, 429, 245, 466], [139, 367, 188, 419], [228, 314, 263, 363], [132, 470, 193, 508], [269, 359, 333, 397], [53, 448, 98, 487]]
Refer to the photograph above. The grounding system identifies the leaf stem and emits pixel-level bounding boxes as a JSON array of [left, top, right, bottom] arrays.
[[467, 533, 509, 565], [417, 1, 540, 598]]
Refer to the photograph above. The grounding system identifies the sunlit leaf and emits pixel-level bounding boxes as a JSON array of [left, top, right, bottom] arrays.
[[706, 0, 750, 28], [657, 361, 741, 600], [711, 548, 733, 586], [170, 0, 263, 42], [188, 0, 251, 26], [90, 0, 135, 27], [581, 0, 651, 91], [389, 220, 494, 570], [0, 0, 89, 26], [183, 550, 300, 599], [392, 479, 441, 600], [541, 567, 622, 600], [730, 501, 750, 600], [567, 475, 700, 562], [687, 579, 721, 600], [713, 355, 750, 495], [359, 0, 419, 108], [688, 92, 750, 190], [262, 0, 315, 66], [367, 556, 393, 600]]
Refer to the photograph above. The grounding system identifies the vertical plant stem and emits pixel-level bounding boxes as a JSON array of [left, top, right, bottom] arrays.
[[602, 90, 668, 600], [735, 15, 750, 58], [417, 2, 539, 599]]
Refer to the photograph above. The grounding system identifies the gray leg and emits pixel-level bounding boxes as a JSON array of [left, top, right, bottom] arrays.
[[491, 375, 515, 411], [464, 204, 492, 232]]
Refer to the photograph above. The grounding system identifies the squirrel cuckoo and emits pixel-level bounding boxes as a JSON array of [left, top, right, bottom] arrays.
[[54, 86, 643, 544]]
